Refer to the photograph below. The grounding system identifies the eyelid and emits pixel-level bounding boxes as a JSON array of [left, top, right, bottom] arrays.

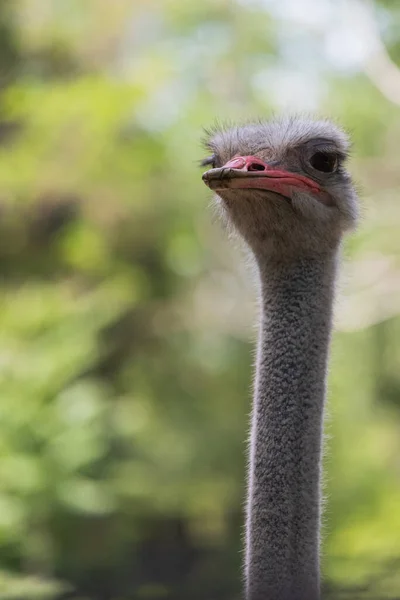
[[311, 146, 344, 160]]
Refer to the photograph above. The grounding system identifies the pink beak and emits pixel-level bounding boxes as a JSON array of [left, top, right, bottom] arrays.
[[202, 155, 330, 204]]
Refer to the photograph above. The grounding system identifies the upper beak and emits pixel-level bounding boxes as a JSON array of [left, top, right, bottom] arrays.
[[202, 155, 325, 200]]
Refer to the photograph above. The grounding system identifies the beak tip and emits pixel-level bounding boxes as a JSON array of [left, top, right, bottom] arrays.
[[202, 171, 212, 185]]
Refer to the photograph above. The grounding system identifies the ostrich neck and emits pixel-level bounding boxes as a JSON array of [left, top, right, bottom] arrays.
[[245, 251, 339, 600]]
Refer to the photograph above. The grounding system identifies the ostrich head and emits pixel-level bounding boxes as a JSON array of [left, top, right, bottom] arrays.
[[202, 117, 359, 259]]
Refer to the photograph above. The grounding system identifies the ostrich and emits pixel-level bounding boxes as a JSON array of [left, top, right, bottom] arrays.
[[201, 117, 358, 600]]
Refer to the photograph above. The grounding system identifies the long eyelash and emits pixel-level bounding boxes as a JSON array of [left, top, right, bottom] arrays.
[[312, 145, 347, 162], [199, 154, 216, 167]]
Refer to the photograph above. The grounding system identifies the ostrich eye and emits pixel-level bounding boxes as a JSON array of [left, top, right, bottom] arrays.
[[309, 151, 338, 173]]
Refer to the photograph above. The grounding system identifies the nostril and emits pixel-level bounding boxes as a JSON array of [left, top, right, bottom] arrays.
[[248, 162, 266, 171]]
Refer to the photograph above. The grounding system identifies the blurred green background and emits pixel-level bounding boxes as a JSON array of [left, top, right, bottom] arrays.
[[0, 0, 399, 598]]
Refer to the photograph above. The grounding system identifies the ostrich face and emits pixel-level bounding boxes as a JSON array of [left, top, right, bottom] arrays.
[[202, 118, 358, 258]]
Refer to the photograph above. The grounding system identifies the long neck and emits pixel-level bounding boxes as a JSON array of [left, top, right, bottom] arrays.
[[245, 252, 339, 600]]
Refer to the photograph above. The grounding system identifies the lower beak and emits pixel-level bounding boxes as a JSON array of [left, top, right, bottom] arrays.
[[202, 155, 324, 200]]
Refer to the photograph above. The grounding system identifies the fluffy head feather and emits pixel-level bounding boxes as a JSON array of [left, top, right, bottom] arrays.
[[202, 116, 359, 261]]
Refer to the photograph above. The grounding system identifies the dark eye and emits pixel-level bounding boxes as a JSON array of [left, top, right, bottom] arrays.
[[200, 154, 217, 168], [309, 152, 338, 173]]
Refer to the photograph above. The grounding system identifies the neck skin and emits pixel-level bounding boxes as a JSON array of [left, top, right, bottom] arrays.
[[245, 250, 339, 600]]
